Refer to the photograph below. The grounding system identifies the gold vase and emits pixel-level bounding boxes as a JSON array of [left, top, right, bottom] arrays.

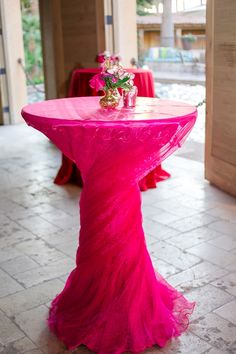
[[99, 89, 120, 109]]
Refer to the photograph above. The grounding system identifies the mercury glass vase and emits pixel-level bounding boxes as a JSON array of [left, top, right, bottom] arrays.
[[99, 89, 120, 109]]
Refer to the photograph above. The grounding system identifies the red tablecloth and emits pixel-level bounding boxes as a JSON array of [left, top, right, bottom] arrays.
[[54, 68, 170, 190], [68, 68, 156, 98]]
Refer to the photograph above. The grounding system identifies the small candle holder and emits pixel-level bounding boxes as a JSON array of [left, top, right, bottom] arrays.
[[123, 86, 138, 108]]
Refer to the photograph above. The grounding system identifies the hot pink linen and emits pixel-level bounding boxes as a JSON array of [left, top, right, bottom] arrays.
[[22, 97, 197, 354]]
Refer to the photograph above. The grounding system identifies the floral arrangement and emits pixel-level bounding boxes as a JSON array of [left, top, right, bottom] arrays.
[[90, 57, 135, 93]]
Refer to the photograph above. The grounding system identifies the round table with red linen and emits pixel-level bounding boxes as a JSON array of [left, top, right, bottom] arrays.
[[55, 68, 171, 191], [22, 96, 197, 354]]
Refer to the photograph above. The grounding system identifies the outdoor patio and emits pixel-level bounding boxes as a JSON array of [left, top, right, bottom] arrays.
[[0, 123, 235, 354]]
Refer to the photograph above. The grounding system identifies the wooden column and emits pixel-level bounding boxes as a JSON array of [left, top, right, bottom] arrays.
[[205, 0, 236, 196], [104, 0, 114, 54], [138, 28, 145, 61], [0, 17, 8, 125], [161, 0, 174, 47], [112, 0, 138, 67], [39, 0, 106, 99], [0, 0, 27, 124]]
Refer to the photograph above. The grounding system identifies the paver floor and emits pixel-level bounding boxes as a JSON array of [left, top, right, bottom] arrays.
[[0, 124, 235, 354]]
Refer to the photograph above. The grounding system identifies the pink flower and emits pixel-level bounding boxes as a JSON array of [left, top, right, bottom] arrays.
[[96, 53, 106, 63], [107, 65, 119, 75], [129, 79, 134, 87], [89, 74, 105, 91], [118, 68, 130, 80], [110, 54, 121, 63]]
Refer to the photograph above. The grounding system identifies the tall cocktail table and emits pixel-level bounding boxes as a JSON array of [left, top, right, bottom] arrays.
[[22, 96, 197, 354]]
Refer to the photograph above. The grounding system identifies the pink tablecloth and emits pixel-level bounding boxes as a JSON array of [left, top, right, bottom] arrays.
[[54, 68, 170, 191], [22, 97, 197, 354]]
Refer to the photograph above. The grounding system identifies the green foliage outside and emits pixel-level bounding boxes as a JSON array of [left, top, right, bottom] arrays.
[[137, 0, 154, 16], [21, 0, 44, 84]]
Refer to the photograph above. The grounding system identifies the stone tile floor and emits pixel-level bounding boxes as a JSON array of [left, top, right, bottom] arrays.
[[0, 124, 236, 354]]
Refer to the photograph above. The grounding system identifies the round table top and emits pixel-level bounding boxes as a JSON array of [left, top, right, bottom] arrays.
[[22, 97, 197, 125]]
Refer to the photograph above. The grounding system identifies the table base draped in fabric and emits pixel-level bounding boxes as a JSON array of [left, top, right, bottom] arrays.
[[22, 97, 197, 354]]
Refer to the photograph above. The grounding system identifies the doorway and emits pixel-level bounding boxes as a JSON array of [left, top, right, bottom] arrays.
[[136, 0, 206, 164]]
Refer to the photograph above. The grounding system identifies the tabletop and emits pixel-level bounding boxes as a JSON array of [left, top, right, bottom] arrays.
[[22, 96, 197, 125]]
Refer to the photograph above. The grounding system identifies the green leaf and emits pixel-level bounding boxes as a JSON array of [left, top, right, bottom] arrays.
[[113, 76, 130, 88]]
